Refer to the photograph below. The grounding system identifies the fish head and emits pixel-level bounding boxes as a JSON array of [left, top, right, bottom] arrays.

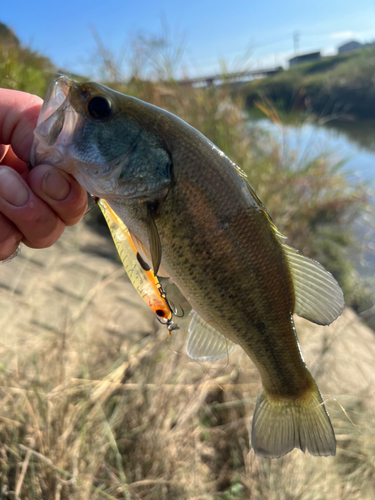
[[30, 74, 172, 201]]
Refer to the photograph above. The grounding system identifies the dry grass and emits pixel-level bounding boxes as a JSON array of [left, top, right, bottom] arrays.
[[0, 223, 374, 499]]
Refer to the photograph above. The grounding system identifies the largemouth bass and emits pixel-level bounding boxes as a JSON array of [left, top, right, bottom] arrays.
[[29, 75, 344, 458]]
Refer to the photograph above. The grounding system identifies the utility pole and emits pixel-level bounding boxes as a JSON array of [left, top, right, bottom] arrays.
[[293, 31, 300, 54]]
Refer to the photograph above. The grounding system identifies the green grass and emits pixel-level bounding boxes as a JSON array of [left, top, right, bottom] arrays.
[[0, 22, 54, 96], [242, 46, 375, 119]]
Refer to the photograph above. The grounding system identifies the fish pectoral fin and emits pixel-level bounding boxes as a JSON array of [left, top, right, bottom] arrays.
[[130, 231, 169, 278], [187, 311, 236, 362], [136, 252, 151, 271], [251, 381, 336, 458], [282, 243, 345, 325], [145, 204, 162, 276]]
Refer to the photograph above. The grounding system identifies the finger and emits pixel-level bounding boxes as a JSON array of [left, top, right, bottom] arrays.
[[27, 164, 88, 226], [0, 90, 42, 162], [1, 145, 28, 175], [0, 166, 65, 249], [0, 213, 22, 261]]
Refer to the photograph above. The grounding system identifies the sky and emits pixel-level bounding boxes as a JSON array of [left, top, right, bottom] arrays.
[[3, 0, 375, 78]]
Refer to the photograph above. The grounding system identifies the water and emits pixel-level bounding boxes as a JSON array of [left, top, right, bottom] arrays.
[[253, 118, 375, 187]]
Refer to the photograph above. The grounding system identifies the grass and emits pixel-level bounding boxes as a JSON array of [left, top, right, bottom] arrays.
[[0, 22, 54, 96], [242, 46, 375, 119], [0, 228, 375, 499], [0, 21, 374, 499]]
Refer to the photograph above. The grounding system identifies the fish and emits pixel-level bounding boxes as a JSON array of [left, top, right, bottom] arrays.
[[29, 74, 345, 459]]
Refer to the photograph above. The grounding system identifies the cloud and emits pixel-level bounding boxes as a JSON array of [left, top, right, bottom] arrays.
[[330, 31, 355, 40]]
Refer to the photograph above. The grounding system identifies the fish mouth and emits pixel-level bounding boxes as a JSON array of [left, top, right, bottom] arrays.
[[37, 74, 73, 127], [29, 74, 78, 169]]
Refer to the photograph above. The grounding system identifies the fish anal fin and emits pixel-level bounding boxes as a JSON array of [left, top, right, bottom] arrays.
[[282, 244, 345, 325], [251, 382, 336, 458], [187, 311, 236, 362]]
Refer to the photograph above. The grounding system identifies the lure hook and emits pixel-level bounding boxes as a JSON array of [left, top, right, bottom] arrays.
[[155, 315, 180, 332], [165, 298, 185, 318], [156, 282, 184, 318]]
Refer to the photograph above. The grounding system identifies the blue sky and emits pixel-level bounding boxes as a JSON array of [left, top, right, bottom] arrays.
[[3, 0, 375, 78]]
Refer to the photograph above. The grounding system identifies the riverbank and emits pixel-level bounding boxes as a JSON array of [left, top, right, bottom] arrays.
[[242, 46, 375, 120]]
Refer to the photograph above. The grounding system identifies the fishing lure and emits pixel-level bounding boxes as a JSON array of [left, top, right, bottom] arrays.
[[97, 199, 179, 332]]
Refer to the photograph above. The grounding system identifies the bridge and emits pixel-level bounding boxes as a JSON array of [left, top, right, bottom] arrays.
[[177, 66, 283, 87]]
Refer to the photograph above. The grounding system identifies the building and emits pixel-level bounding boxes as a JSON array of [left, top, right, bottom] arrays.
[[288, 51, 321, 67], [338, 40, 362, 54]]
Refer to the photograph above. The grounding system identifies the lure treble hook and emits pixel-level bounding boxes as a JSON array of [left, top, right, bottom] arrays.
[[165, 298, 185, 318], [155, 315, 180, 332]]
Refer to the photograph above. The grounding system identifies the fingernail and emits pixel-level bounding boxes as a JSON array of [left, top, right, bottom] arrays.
[[42, 170, 70, 200], [0, 168, 29, 206]]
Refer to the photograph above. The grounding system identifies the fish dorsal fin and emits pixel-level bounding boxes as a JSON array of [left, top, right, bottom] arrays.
[[236, 168, 270, 216], [187, 311, 236, 361], [282, 243, 344, 325], [237, 168, 287, 241]]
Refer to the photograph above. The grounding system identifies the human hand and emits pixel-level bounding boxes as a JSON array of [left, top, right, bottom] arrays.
[[0, 89, 88, 261]]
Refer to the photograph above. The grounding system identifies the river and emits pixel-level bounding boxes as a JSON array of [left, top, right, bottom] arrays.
[[252, 118, 375, 187]]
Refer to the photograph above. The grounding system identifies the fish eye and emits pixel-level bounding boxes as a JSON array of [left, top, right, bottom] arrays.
[[87, 96, 111, 120]]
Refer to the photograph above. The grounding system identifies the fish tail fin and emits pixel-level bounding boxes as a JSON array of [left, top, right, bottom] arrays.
[[251, 383, 336, 458]]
